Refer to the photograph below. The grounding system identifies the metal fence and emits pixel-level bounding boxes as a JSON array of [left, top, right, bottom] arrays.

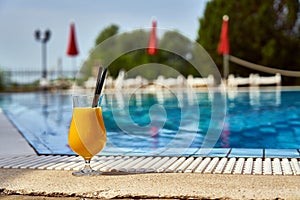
[[1, 70, 78, 84]]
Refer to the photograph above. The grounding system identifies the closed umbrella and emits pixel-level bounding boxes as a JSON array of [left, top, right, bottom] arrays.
[[66, 22, 79, 79], [217, 15, 230, 79], [217, 15, 229, 55], [147, 19, 157, 55], [66, 22, 79, 56]]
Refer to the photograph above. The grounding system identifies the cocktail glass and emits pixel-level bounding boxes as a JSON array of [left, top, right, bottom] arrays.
[[68, 95, 106, 176]]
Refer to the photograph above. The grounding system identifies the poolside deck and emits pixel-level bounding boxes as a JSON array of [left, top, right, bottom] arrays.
[[0, 109, 300, 199], [1, 154, 300, 175], [1, 168, 300, 199], [0, 109, 36, 157]]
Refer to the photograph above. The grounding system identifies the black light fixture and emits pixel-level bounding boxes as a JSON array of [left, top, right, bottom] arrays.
[[34, 29, 51, 79]]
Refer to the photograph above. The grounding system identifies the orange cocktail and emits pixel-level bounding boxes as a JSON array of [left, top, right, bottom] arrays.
[[68, 95, 106, 176]]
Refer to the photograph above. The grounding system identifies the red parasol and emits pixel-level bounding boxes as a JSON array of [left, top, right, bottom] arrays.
[[217, 15, 230, 55], [66, 23, 79, 56], [147, 19, 157, 55]]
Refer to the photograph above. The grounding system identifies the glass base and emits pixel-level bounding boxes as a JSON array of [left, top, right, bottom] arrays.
[[72, 169, 102, 176], [72, 159, 102, 176]]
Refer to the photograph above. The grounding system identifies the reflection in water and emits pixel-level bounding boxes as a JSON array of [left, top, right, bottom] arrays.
[[227, 87, 238, 100], [103, 86, 204, 153], [225, 87, 287, 148], [249, 86, 282, 108], [1, 92, 74, 154], [155, 87, 164, 105], [150, 126, 159, 149], [3, 87, 300, 155], [135, 88, 142, 107], [41, 92, 51, 135], [228, 87, 282, 109], [249, 86, 260, 108], [221, 121, 230, 148], [176, 89, 184, 108], [56, 94, 64, 125], [115, 91, 125, 109]]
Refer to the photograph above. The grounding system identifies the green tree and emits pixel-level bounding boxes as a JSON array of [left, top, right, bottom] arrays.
[[0, 69, 5, 91], [80, 21, 229, 84], [95, 24, 119, 46], [83, 28, 199, 80], [111, 30, 197, 79], [93, 29, 150, 77], [197, 0, 300, 85], [78, 24, 119, 85], [159, 31, 195, 77]]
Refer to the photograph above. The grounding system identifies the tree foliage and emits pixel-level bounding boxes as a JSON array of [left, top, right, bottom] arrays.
[[197, 0, 300, 85], [95, 24, 119, 46], [0, 70, 5, 91], [80, 25, 206, 83]]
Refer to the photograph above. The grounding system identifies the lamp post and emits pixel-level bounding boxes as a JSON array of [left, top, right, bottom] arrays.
[[34, 29, 51, 80]]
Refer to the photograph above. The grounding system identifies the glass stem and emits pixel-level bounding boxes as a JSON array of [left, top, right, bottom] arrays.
[[83, 159, 92, 172]]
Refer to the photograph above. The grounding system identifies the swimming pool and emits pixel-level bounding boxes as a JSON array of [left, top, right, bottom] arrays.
[[0, 88, 300, 156]]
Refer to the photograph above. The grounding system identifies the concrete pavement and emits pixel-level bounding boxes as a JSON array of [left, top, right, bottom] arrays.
[[0, 109, 36, 157]]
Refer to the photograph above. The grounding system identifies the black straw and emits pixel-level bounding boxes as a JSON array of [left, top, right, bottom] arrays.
[[92, 66, 103, 107], [98, 67, 108, 96]]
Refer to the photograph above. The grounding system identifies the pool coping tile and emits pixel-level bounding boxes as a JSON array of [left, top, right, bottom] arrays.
[[229, 148, 263, 158], [194, 148, 230, 157], [264, 149, 300, 158], [155, 148, 194, 157], [124, 148, 167, 156], [100, 147, 135, 156], [100, 148, 300, 158]]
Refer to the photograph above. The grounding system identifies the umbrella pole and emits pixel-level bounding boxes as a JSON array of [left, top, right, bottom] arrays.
[[72, 57, 77, 80], [223, 54, 229, 79]]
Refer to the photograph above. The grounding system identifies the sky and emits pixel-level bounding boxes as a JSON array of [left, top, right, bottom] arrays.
[[0, 0, 208, 73]]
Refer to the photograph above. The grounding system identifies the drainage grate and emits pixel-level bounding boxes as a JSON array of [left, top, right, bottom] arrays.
[[0, 155, 299, 175]]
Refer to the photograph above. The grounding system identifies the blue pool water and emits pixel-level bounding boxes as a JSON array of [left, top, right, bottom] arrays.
[[0, 88, 300, 155]]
